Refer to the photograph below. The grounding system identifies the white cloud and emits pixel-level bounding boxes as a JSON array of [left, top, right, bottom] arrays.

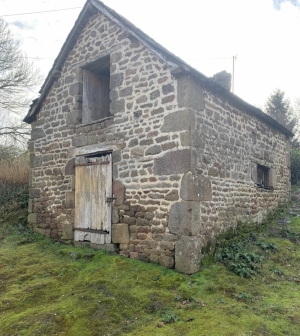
[[273, 0, 300, 10], [10, 20, 37, 30]]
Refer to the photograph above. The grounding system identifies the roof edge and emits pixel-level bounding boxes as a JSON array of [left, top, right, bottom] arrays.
[[171, 67, 294, 138], [23, 0, 294, 139], [24, 0, 96, 123]]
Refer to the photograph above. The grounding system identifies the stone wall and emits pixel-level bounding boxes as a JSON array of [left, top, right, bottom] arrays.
[[28, 10, 183, 268], [27, 9, 291, 274], [168, 85, 290, 273]]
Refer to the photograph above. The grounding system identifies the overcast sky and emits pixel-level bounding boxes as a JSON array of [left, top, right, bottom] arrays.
[[1, 0, 300, 113]]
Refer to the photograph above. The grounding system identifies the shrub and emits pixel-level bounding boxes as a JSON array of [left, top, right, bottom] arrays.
[[0, 145, 23, 161], [216, 242, 264, 278], [291, 148, 300, 185], [160, 310, 180, 323], [0, 152, 29, 204]]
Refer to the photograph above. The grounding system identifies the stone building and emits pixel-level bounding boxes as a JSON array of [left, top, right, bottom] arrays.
[[24, 0, 293, 274]]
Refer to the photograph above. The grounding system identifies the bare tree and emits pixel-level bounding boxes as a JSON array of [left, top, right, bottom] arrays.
[[0, 113, 30, 147], [0, 18, 42, 144]]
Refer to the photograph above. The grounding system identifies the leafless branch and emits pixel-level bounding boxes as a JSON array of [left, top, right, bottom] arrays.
[[0, 18, 42, 146]]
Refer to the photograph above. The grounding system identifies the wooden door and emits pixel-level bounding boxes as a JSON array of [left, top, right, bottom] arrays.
[[74, 153, 112, 244]]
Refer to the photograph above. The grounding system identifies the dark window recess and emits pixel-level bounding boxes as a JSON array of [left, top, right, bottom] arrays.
[[257, 165, 269, 188], [82, 56, 111, 123], [251, 162, 275, 190]]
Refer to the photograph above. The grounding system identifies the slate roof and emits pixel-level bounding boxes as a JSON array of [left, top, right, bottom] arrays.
[[23, 0, 294, 138]]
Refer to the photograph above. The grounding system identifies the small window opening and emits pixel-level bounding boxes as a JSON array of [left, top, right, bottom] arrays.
[[82, 56, 111, 124], [256, 164, 273, 190], [85, 151, 111, 159], [251, 162, 275, 190], [75, 152, 112, 167], [84, 151, 112, 163]]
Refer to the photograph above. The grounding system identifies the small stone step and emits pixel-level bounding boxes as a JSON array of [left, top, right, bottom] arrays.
[[278, 217, 291, 225]]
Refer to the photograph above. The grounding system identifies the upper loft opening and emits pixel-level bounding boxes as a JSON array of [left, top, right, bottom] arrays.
[[82, 55, 111, 124]]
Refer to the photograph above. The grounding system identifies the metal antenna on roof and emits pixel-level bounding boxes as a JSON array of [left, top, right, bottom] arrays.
[[232, 54, 237, 93]]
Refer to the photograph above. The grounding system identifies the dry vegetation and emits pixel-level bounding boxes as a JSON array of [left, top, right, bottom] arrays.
[[0, 154, 29, 204], [0, 156, 29, 186]]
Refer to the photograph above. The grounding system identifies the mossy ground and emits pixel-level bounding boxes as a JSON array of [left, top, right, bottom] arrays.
[[1, 198, 300, 335]]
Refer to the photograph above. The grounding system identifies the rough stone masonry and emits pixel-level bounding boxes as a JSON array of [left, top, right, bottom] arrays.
[[24, 0, 292, 274]]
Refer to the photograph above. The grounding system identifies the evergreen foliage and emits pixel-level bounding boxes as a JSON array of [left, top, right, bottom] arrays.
[[265, 89, 296, 132], [291, 147, 300, 185]]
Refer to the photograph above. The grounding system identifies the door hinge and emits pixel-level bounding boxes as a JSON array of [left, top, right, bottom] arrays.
[[74, 228, 109, 234]]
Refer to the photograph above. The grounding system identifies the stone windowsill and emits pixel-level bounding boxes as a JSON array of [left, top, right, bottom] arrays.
[[76, 116, 114, 128], [254, 184, 274, 191]]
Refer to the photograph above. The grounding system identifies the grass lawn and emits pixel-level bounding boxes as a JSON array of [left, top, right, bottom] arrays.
[[0, 200, 300, 335]]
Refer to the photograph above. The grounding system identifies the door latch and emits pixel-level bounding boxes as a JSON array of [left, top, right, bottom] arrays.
[[106, 196, 117, 204]]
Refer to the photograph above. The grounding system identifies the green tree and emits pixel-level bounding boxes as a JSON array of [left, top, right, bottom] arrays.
[[264, 89, 296, 132], [291, 148, 300, 185]]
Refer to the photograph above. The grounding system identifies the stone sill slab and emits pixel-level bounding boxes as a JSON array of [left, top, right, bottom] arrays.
[[75, 116, 114, 128]]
